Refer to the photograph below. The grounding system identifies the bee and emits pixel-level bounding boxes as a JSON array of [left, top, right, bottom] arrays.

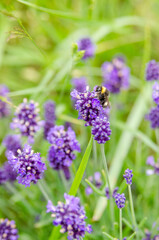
[[95, 86, 110, 108]]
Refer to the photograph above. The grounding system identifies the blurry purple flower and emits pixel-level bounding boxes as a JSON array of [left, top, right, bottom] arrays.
[[3, 134, 22, 157], [46, 193, 92, 240], [146, 60, 159, 81], [85, 172, 102, 196], [71, 88, 104, 126], [77, 38, 95, 60], [123, 168, 133, 185], [146, 156, 159, 176], [105, 187, 119, 199], [0, 85, 10, 118], [3, 162, 17, 182], [0, 168, 7, 185], [72, 77, 87, 93], [91, 116, 111, 144], [7, 144, 46, 187], [115, 193, 126, 209], [43, 100, 56, 139], [152, 82, 159, 105], [102, 57, 130, 94], [11, 99, 43, 143], [146, 105, 159, 129], [47, 125, 80, 180], [0, 218, 18, 239]]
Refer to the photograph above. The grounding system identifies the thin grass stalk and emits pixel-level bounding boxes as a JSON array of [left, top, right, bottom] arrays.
[[128, 185, 138, 238], [101, 144, 114, 228], [38, 181, 50, 202], [120, 209, 122, 240]]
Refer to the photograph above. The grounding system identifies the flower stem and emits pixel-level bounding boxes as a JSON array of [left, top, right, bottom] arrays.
[[101, 144, 114, 228], [38, 181, 50, 201], [120, 209, 122, 240], [128, 185, 138, 232]]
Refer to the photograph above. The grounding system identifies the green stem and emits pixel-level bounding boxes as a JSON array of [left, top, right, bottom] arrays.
[[120, 209, 122, 240], [93, 139, 97, 166], [38, 181, 50, 202], [128, 185, 137, 231], [101, 144, 114, 228]]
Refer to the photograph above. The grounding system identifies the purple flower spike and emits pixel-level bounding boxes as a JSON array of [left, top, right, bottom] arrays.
[[102, 57, 130, 94], [152, 82, 159, 105], [105, 187, 119, 199], [46, 193, 92, 240], [72, 77, 87, 93], [146, 156, 159, 176], [77, 37, 95, 60], [3, 134, 22, 157], [123, 168, 133, 185], [115, 193, 126, 209], [47, 125, 80, 180], [146, 105, 159, 129], [0, 218, 19, 239], [0, 168, 7, 185], [91, 116, 111, 144], [11, 99, 43, 143], [85, 172, 102, 196], [71, 88, 104, 126], [146, 60, 159, 81], [43, 100, 56, 139], [0, 85, 10, 118], [7, 144, 46, 187]]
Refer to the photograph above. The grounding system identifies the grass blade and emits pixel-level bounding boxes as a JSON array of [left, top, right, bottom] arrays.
[[69, 135, 93, 196]]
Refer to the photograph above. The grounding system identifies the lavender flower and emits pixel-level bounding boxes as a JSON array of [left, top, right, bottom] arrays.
[[11, 99, 43, 143], [105, 187, 119, 199], [102, 57, 130, 94], [7, 144, 46, 187], [152, 82, 159, 105], [146, 60, 159, 81], [85, 172, 102, 195], [43, 100, 56, 139], [123, 169, 133, 185], [0, 168, 7, 185], [115, 193, 126, 209], [47, 126, 80, 180], [91, 116, 111, 144], [0, 218, 18, 239], [77, 38, 95, 60], [0, 85, 10, 118], [146, 106, 159, 129], [72, 77, 87, 93], [146, 156, 159, 175], [71, 88, 104, 126], [142, 232, 159, 240], [46, 193, 92, 240], [3, 134, 22, 157]]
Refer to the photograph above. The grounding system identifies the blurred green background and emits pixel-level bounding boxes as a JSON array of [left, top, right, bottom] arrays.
[[0, 0, 159, 239]]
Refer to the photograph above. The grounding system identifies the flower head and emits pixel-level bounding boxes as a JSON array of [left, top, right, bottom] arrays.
[[0, 168, 7, 185], [7, 144, 46, 187], [72, 77, 87, 93], [77, 37, 95, 60], [43, 100, 56, 139], [123, 168, 133, 185], [115, 193, 126, 209], [0, 162, 17, 185], [0, 218, 18, 239], [47, 126, 80, 180], [146, 105, 159, 129], [102, 57, 130, 94], [146, 60, 159, 81], [91, 116, 111, 144], [46, 193, 92, 240], [152, 82, 159, 105], [85, 172, 102, 195], [11, 99, 43, 143], [105, 187, 119, 199], [3, 134, 22, 157], [0, 85, 10, 118], [71, 88, 104, 126], [146, 156, 159, 175]]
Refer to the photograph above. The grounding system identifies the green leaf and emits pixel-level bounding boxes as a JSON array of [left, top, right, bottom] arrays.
[[102, 232, 115, 240], [17, 0, 81, 20], [48, 226, 61, 240], [69, 135, 93, 196]]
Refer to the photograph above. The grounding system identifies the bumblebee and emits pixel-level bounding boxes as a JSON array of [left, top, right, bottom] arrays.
[[95, 86, 110, 108]]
